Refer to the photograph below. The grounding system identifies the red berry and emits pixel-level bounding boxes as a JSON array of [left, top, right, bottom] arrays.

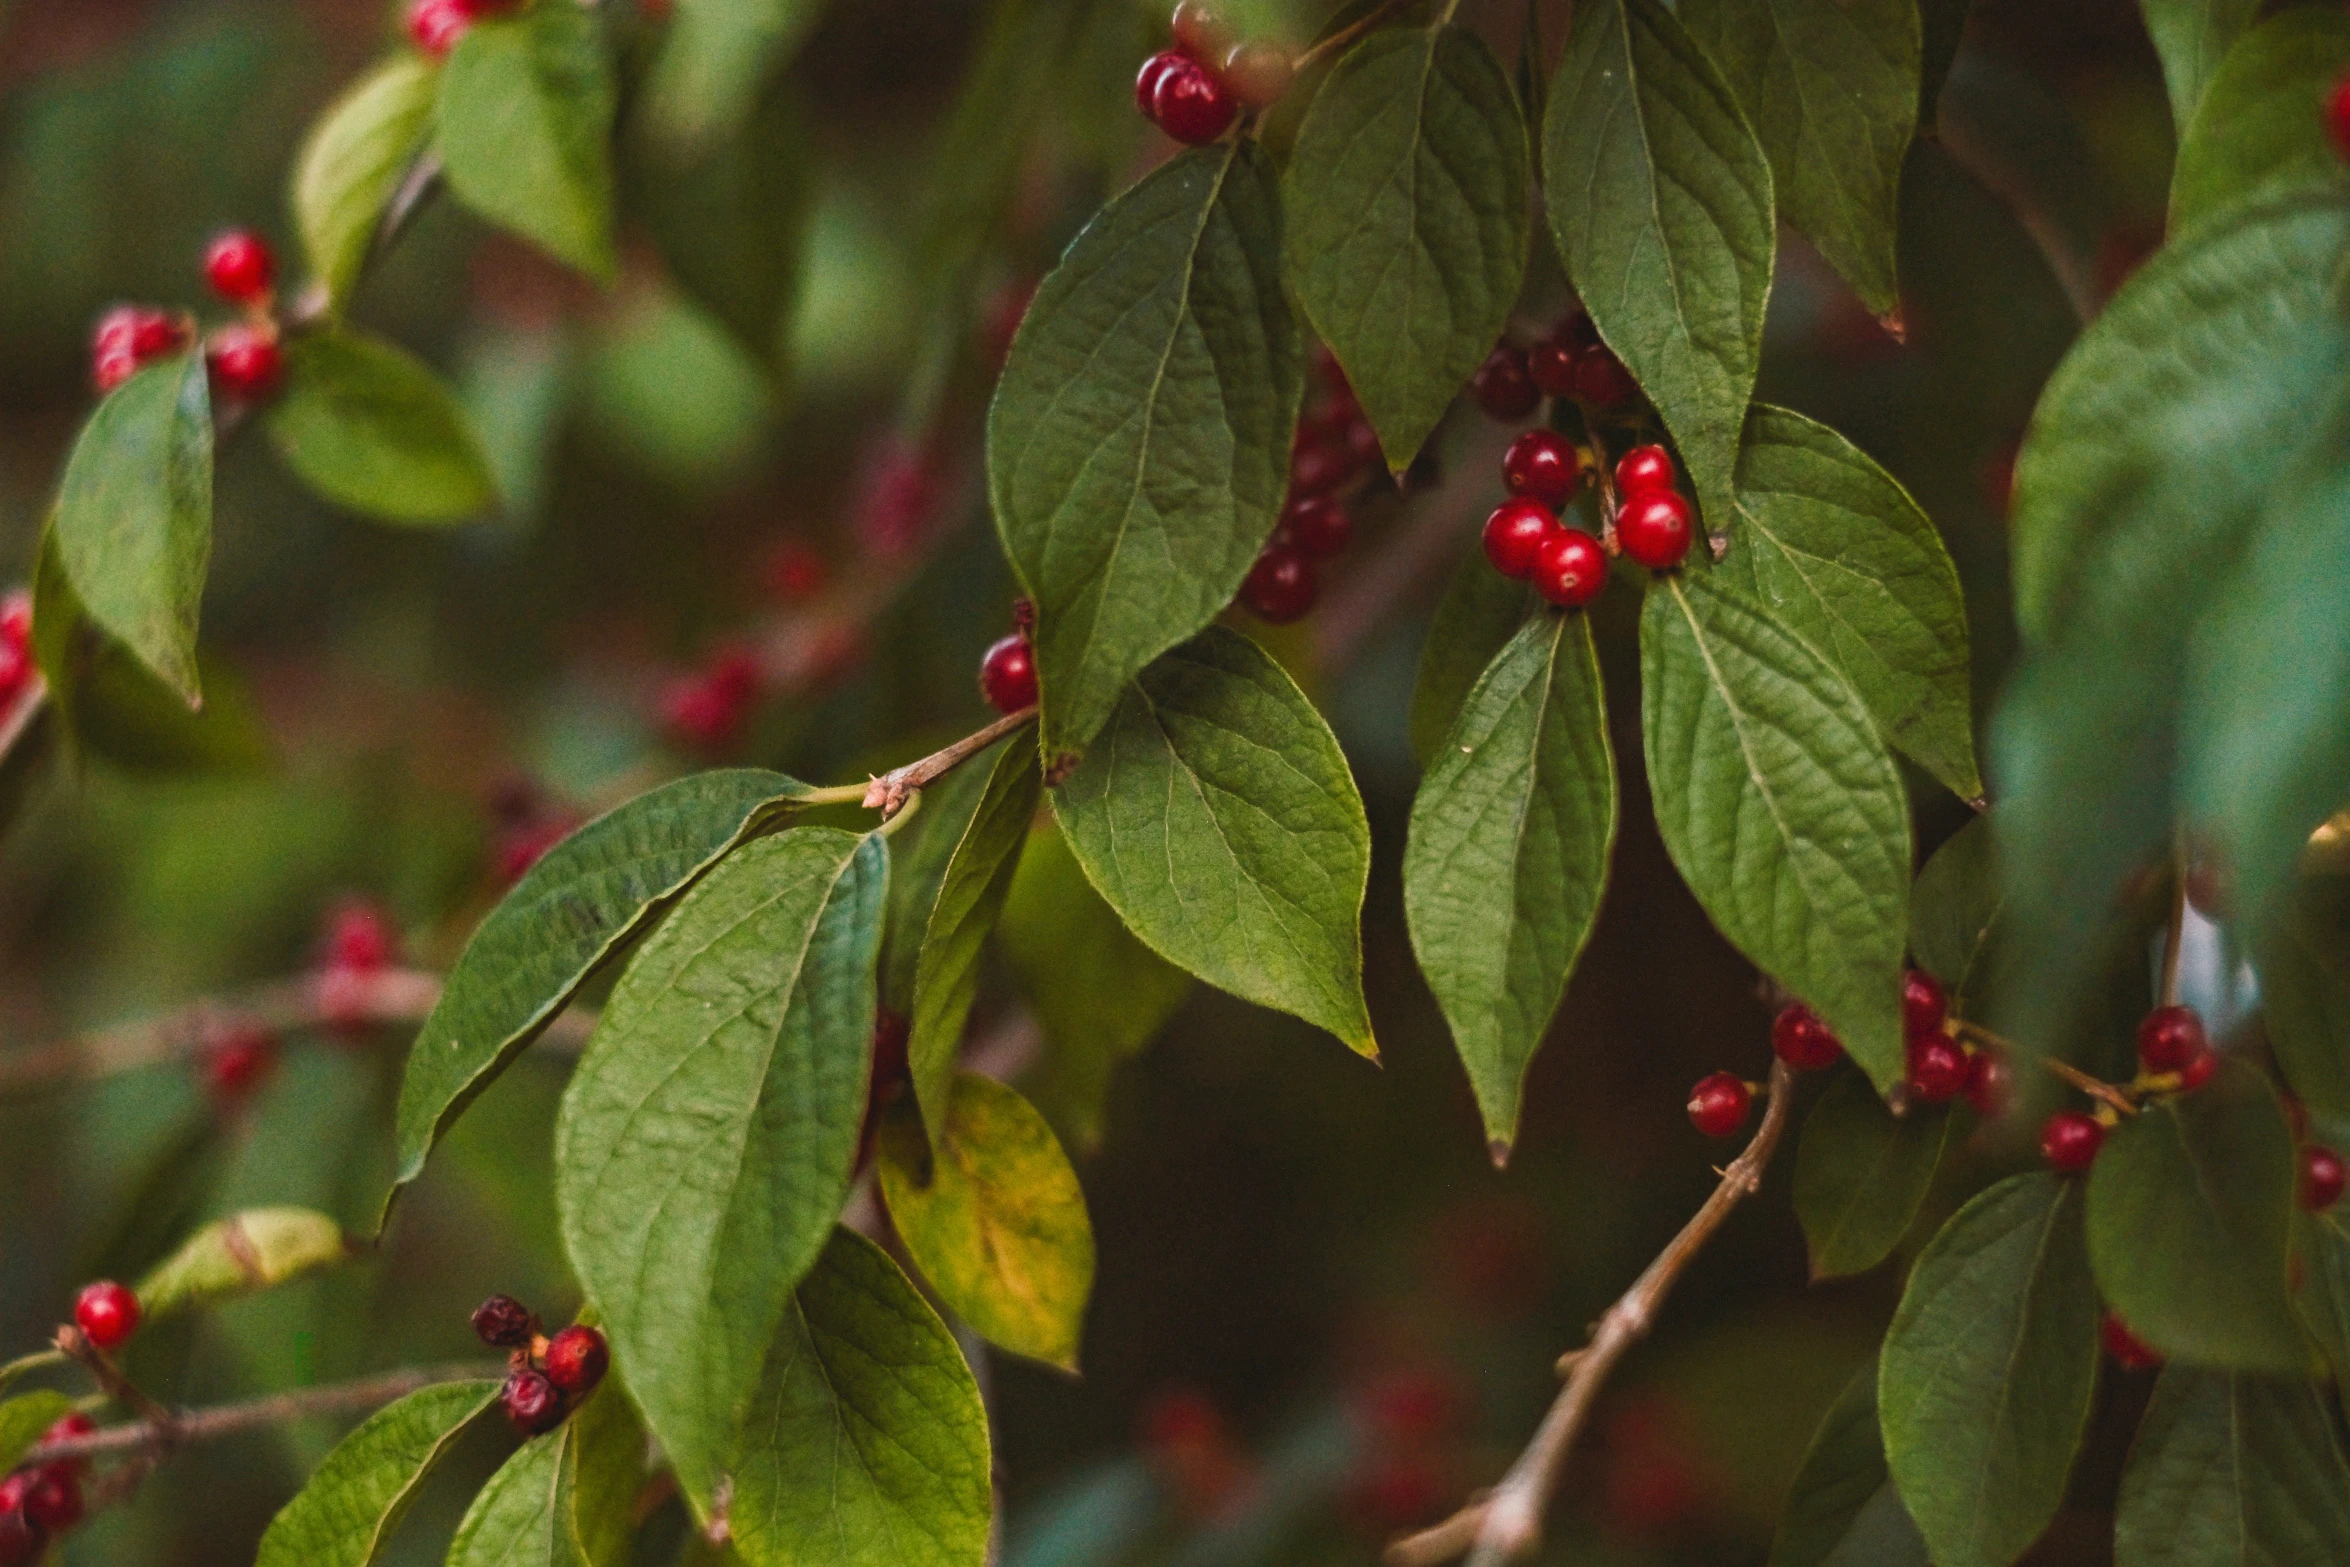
[[1553, 312, 1601, 355], [2136, 1005, 2206, 1073], [1481, 500, 1554, 580], [1136, 50, 1185, 117], [39, 1413, 95, 1467], [2040, 1110, 2105, 1173], [472, 1293, 535, 1348], [543, 1324, 609, 1395], [659, 674, 743, 750], [1532, 528, 1606, 609], [857, 1006, 914, 1171], [1151, 55, 1236, 145], [1169, 1, 1231, 61], [91, 306, 188, 391], [1964, 1048, 2012, 1119], [706, 646, 761, 705], [2174, 1047, 2218, 1092], [852, 439, 943, 560], [73, 1281, 139, 1351], [20, 1471, 78, 1534], [1905, 1036, 1968, 1103], [1221, 40, 1294, 108], [1902, 969, 1948, 1039], [0, 1486, 35, 1567], [1525, 340, 1578, 398], [1686, 1072, 1751, 1138], [1283, 495, 1353, 559], [978, 633, 1038, 713], [1501, 429, 1581, 510], [1470, 345, 1539, 421], [324, 900, 396, 973], [203, 229, 275, 303], [2302, 1145, 2346, 1212], [1573, 347, 1638, 406], [203, 1021, 277, 1102], [1289, 436, 1355, 497], [1357, 1367, 1465, 1445], [1769, 1003, 1842, 1071], [2327, 75, 2350, 163], [2101, 1312, 2162, 1371], [1341, 416, 1381, 467], [407, 0, 477, 57], [205, 324, 284, 402], [502, 1368, 566, 1435], [1239, 544, 1316, 623], [1613, 444, 1674, 498], [1616, 490, 1693, 570]]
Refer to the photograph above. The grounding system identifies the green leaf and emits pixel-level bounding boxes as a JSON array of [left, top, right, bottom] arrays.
[[0, 1393, 75, 1475], [389, 769, 809, 1221], [135, 1206, 350, 1319], [639, 0, 826, 154], [1794, 1070, 1952, 1280], [2254, 876, 2350, 1118], [1907, 815, 2012, 1026], [878, 1074, 1094, 1372], [1407, 548, 1536, 772], [1767, 1361, 1929, 1567], [1678, 0, 1917, 315], [727, 1227, 992, 1567], [1639, 571, 1910, 1088], [1917, 0, 1970, 127], [291, 54, 439, 308], [2087, 1058, 2304, 1372], [2115, 1369, 2350, 1565], [988, 143, 1303, 757], [1722, 405, 1978, 801], [2172, 9, 2350, 234], [1543, 0, 1774, 529], [2293, 1208, 2350, 1394], [1282, 25, 1530, 470], [1879, 1173, 2099, 1567], [438, 3, 619, 280], [2140, 0, 2261, 136], [908, 735, 1041, 1140], [263, 329, 495, 525], [555, 827, 883, 1514], [998, 818, 1191, 1152], [879, 753, 1000, 1016], [447, 1389, 644, 1567], [1050, 627, 1373, 1054], [254, 1380, 502, 1567], [1404, 612, 1615, 1154], [52, 354, 212, 706]]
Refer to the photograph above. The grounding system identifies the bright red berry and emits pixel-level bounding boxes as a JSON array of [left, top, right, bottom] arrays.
[[1905, 1035, 1968, 1103], [0, 594, 29, 705], [1525, 339, 1578, 398], [1616, 490, 1693, 570], [407, 0, 477, 57], [1239, 543, 1316, 623], [502, 1368, 566, 1435], [2040, 1110, 2105, 1173], [543, 1324, 609, 1395], [203, 1021, 277, 1101], [20, 1470, 79, 1534], [978, 633, 1038, 713], [2101, 1312, 2162, 1371], [1532, 528, 1606, 609], [1481, 500, 1554, 580], [1151, 54, 1236, 145], [1470, 345, 1539, 421], [203, 229, 275, 304], [2327, 75, 2350, 163], [205, 324, 284, 402], [92, 305, 188, 391], [1770, 1003, 1843, 1071], [2136, 1005, 2206, 1073], [1502, 429, 1581, 510], [1964, 1048, 2012, 1119], [1902, 969, 1948, 1039], [1283, 495, 1353, 559], [2302, 1145, 2346, 1212], [472, 1293, 536, 1348], [1136, 50, 1185, 116], [1573, 347, 1638, 406], [73, 1281, 139, 1351], [1613, 444, 1674, 498], [1686, 1072, 1751, 1138]]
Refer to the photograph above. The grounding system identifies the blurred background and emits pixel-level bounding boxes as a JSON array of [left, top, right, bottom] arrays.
[[0, 0, 2175, 1560]]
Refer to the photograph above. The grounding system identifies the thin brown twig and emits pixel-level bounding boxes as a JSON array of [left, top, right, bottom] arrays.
[[54, 1327, 177, 1440], [2039, 1055, 2137, 1118], [1385, 1060, 1798, 1567], [31, 1361, 499, 1466], [862, 707, 1036, 816]]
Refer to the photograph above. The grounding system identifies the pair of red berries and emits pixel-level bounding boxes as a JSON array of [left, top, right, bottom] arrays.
[[406, 0, 517, 59], [659, 645, 765, 752], [92, 229, 283, 399], [2135, 1003, 2216, 1090], [1470, 314, 1638, 423], [1134, 5, 1293, 147], [0, 1414, 95, 1564], [472, 1295, 609, 1436], [1896, 972, 2006, 1116]]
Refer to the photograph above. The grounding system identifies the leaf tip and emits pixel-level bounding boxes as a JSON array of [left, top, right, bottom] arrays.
[[1487, 1137, 1513, 1170]]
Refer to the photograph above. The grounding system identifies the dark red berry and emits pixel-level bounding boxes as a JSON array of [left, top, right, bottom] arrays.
[[20, 1471, 78, 1534], [1686, 1072, 1751, 1138], [2040, 1110, 2105, 1173], [978, 634, 1038, 713], [1532, 528, 1606, 609], [1470, 346, 1539, 421], [706, 645, 761, 705], [2136, 1005, 2206, 1073], [1502, 429, 1580, 510], [38, 1414, 95, 1479], [203, 229, 275, 304], [472, 1294, 536, 1348], [2101, 1312, 2162, 1371], [502, 1368, 566, 1436], [1136, 50, 1185, 117], [1572, 347, 1638, 406], [1905, 1035, 1968, 1103], [73, 1281, 139, 1351], [1964, 1049, 2012, 1119], [2327, 75, 2350, 163], [2174, 1047, 2217, 1091], [324, 900, 396, 973], [659, 674, 742, 750], [1525, 339, 1578, 398], [1769, 1003, 1842, 1071], [1902, 969, 1948, 1039], [2302, 1145, 2346, 1212], [0, 1494, 37, 1567], [1613, 444, 1674, 498], [203, 1021, 277, 1102], [1341, 416, 1381, 467], [1283, 495, 1353, 559], [543, 1324, 609, 1395], [407, 0, 477, 56], [1152, 54, 1236, 145], [1616, 490, 1692, 570], [1240, 544, 1316, 623], [205, 323, 284, 402], [1481, 500, 1554, 580], [1553, 312, 1601, 354], [1289, 436, 1355, 497]]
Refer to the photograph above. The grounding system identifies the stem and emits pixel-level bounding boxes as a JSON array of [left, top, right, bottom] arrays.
[[55, 1328, 177, 1439], [2041, 1055, 2137, 1118], [1295, 0, 1422, 73], [861, 708, 1035, 817], [0, 1350, 65, 1397], [32, 1362, 500, 1466]]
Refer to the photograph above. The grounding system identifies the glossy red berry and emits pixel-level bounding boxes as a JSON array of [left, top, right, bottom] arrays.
[[1136, 50, 1185, 116], [203, 1021, 277, 1101], [2101, 1312, 2162, 1371], [73, 1281, 139, 1351], [1532, 528, 1606, 609], [407, 0, 477, 57], [1481, 500, 1554, 580], [1613, 444, 1674, 498], [1525, 339, 1578, 398], [472, 1294, 536, 1348], [544, 1324, 610, 1395], [1964, 1048, 2012, 1119], [979, 634, 1038, 713], [1239, 544, 1316, 623], [1502, 429, 1581, 510], [1770, 1003, 1843, 1071], [1902, 969, 1948, 1039], [2136, 1005, 2206, 1072], [1283, 495, 1353, 559], [2302, 1145, 2346, 1212], [203, 229, 275, 304], [1152, 54, 1236, 145], [1686, 1072, 1751, 1138], [2040, 1110, 2105, 1173], [1616, 490, 1693, 570], [20, 1471, 78, 1534], [1573, 347, 1638, 406], [503, 1368, 566, 1435], [1470, 345, 1539, 421], [2174, 1047, 2217, 1091], [205, 324, 284, 402], [1905, 1035, 1969, 1103], [2327, 75, 2350, 163]]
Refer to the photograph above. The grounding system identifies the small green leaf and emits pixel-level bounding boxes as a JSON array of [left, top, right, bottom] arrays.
[[1907, 816, 2007, 1021], [135, 1206, 350, 1320], [1722, 405, 1978, 801], [878, 1074, 1094, 1372], [555, 828, 883, 1515], [254, 1380, 502, 1567], [263, 329, 495, 524], [1404, 612, 1615, 1153], [446, 1388, 643, 1567], [1640, 571, 1910, 1088], [2171, 9, 2350, 234], [52, 354, 212, 706], [2140, 0, 2261, 136], [1407, 550, 1536, 772], [1283, 25, 1530, 469], [0, 1393, 75, 1476], [2253, 876, 2350, 1119], [448, 1429, 573, 1567], [2087, 1058, 2304, 1372], [1678, 0, 1918, 315], [1795, 1071, 1952, 1280], [292, 54, 439, 308], [1768, 1361, 1929, 1567], [1050, 628, 1373, 1054], [2115, 1368, 2350, 1565], [1543, 0, 1774, 529], [438, 3, 619, 280], [988, 143, 1303, 757], [389, 769, 809, 1221], [639, 0, 826, 153], [727, 1227, 992, 1567], [1879, 1173, 2098, 1567], [908, 735, 1041, 1140]]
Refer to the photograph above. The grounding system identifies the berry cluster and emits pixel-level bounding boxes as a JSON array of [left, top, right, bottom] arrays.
[[659, 645, 764, 752], [92, 229, 284, 402], [978, 601, 1039, 714], [471, 1296, 609, 1435], [317, 897, 400, 1030], [1471, 312, 1637, 422], [1134, 4, 1292, 147], [1238, 350, 1372, 624], [405, 0, 519, 59], [0, 1413, 95, 1564]]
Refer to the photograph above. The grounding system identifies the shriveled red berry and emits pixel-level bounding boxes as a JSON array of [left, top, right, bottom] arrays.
[[407, 0, 477, 57], [1573, 347, 1638, 406], [1525, 340, 1578, 398], [2101, 1312, 2162, 1371], [1905, 1036, 1968, 1103], [1686, 1072, 1751, 1138], [1616, 490, 1692, 570], [2136, 1005, 2206, 1072], [543, 1324, 609, 1395], [1964, 1049, 2012, 1119], [2328, 75, 2350, 163], [1532, 528, 1606, 609], [20, 1470, 78, 1534], [502, 1368, 566, 1435], [203, 229, 275, 304], [1470, 345, 1539, 421], [1152, 54, 1236, 145], [1902, 969, 1948, 1039], [203, 1021, 277, 1101], [1502, 429, 1580, 510], [1613, 444, 1674, 498], [205, 323, 284, 402], [1239, 544, 1316, 623], [978, 634, 1038, 713], [1221, 40, 1294, 107], [1770, 1003, 1842, 1071], [2302, 1145, 2346, 1212], [1481, 500, 1554, 580], [2040, 1110, 2104, 1173], [1136, 49, 1185, 116], [472, 1293, 535, 1348], [73, 1281, 139, 1351], [1283, 495, 1353, 559]]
